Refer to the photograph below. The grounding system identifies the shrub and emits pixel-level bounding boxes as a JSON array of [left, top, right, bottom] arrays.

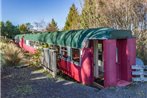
[[1, 42, 27, 67], [28, 49, 42, 66]]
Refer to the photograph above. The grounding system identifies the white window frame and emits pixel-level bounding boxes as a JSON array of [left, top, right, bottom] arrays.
[[71, 48, 81, 66]]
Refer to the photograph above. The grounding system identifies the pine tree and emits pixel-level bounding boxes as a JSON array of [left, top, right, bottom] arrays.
[[81, 0, 99, 28], [0, 21, 20, 38], [63, 4, 80, 30], [19, 24, 28, 33], [81, 0, 108, 28], [46, 19, 59, 32], [0, 21, 5, 36]]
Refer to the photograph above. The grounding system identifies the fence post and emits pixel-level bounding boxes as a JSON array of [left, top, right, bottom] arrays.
[[43, 48, 49, 68], [52, 50, 57, 77]]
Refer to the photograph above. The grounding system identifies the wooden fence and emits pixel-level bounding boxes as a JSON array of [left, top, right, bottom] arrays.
[[41, 48, 58, 77], [132, 65, 147, 81]]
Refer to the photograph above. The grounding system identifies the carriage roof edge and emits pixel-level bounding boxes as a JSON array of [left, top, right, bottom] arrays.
[[14, 27, 133, 48]]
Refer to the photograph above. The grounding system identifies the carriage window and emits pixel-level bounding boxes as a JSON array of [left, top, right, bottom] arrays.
[[34, 41, 40, 47], [26, 40, 30, 46], [29, 41, 32, 46], [61, 47, 68, 58], [30, 41, 35, 46], [72, 48, 80, 62], [33, 41, 38, 48], [98, 43, 103, 62]]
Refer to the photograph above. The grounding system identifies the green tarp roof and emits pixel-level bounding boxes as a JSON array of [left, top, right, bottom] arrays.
[[15, 27, 133, 48]]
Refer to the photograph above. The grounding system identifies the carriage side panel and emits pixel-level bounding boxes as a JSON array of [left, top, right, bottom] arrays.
[[81, 44, 94, 84]]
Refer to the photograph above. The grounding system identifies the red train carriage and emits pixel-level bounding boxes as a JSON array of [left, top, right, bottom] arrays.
[[15, 27, 136, 87]]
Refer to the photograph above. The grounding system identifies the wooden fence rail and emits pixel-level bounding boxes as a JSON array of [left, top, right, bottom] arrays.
[[132, 65, 147, 81], [41, 48, 58, 77]]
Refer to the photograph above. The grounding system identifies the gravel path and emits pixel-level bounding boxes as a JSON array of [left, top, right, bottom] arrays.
[[1, 66, 147, 98]]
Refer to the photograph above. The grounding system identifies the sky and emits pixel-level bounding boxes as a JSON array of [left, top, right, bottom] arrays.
[[1, 0, 83, 29]]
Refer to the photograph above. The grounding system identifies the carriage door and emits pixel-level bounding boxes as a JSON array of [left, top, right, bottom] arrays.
[[93, 40, 104, 79]]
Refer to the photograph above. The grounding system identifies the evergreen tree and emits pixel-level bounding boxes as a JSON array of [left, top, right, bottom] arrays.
[[81, 0, 100, 28], [26, 23, 33, 31], [0, 21, 6, 36], [0, 21, 20, 38], [19, 24, 28, 33], [46, 19, 59, 32], [63, 4, 80, 30], [5, 21, 16, 38]]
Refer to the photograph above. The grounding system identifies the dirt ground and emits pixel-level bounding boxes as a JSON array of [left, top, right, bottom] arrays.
[[1, 66, 147, 98]]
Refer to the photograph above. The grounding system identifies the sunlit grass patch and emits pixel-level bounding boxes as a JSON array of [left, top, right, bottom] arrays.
[[32, 67, 53, 78], [31, 68, 45, 74]]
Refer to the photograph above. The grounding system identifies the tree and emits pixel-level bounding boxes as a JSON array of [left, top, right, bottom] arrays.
[[80, 0, 147, 64], [80, 0, 147, 29], [80, 0, 109, 28], [63, 4, 81, 30], [5, 21, 16, 38], [46, 19, 59, 32], [34, 20, 46, 31], [0, 21, 20, 38], [19, 24, 28, 33], [26, 23, 33, 31], [0, 21, 6, 36]]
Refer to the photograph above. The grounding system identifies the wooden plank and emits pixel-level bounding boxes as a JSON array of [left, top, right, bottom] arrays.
[[132, 65, 147, 82], [132, 71, 144, 75], [132, 78, 143, 81], [93, 82, 104, 89], [132, 65, 143, 69], [133, 77, 147, 81]]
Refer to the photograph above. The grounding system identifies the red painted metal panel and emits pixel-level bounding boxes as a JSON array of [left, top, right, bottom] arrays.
[[21, 37, 24, 48], [116, 39, 132, 86], [58, 41, 94, 85], [104, 40, 117, 87], [22, 43, 36, 54], [18, 38, 23, 48], [117, 39, 128, 81], [19, 41, 22, 48], [115, 38, 136, 86], [69, 62, 81, 82], [58, 59, 82, 82], [116, 38, 136, 82], [126, 38, 136, 81], [81, 47, 94, 84], [59, 59, 67, 71], [18, 38, 36, 54]]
